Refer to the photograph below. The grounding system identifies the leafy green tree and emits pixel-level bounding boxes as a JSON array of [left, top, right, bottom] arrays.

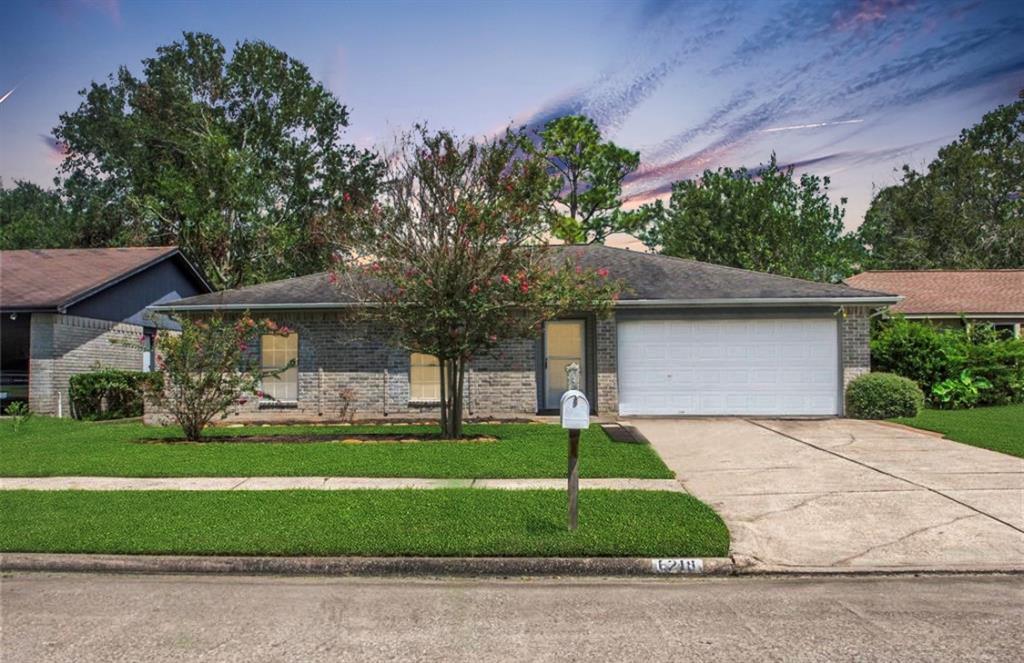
[[53, 32, 382, 289], [859, 92, 1023, 269], [537, 115, 639, 243], [0, 180, 73, 249], [638, 155, 862, 282], [336, 127, 619, 438]]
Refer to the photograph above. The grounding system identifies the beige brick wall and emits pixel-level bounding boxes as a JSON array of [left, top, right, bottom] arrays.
[[29, 314, 145, 416]]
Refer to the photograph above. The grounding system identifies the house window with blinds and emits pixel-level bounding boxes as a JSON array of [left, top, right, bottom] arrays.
[[260, 334, 298, 402], [409, 353, 440, 402]]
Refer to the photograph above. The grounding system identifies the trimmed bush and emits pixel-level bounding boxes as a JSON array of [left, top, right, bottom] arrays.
[[846, 372, 924, 420], [69, 370, 149, 421]]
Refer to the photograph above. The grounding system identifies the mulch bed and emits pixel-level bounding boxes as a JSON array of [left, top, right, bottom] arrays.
[[138, 433, 499, 445]]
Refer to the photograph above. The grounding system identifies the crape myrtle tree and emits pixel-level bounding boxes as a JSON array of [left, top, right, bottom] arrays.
[[334, 127, 619, 438], [53, 32, 382, 289], [142, 314, 293, 441]]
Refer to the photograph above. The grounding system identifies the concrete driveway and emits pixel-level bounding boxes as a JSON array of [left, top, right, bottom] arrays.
[[627, 418, 1024, 571]]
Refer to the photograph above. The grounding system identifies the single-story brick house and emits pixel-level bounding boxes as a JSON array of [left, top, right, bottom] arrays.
[[0, 247, 211, 415], [151, 245, 898, 420], [845, 270, 1024, 338]]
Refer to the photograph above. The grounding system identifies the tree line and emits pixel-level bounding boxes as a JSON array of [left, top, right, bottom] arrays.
[[2, 32, 1021, 287]]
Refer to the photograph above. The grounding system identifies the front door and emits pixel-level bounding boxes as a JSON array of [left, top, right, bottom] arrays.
[[544, 320, 585, 410]]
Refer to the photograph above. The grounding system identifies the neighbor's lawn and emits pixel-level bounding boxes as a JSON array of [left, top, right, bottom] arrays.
[[0, 489, 727, 557], [0, 417, 672, 479], [893, 404, 1024, 459]]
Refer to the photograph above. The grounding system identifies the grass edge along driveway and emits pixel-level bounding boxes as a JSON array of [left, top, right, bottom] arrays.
[[0, 418, 673, 479], [0, 489, 728, 558], [893, 404, 1024, 459]]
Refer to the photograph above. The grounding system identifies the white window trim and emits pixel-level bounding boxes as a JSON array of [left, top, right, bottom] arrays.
[[260, 333, 299, 404]]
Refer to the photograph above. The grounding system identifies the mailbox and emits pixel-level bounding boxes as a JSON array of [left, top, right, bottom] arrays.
[[560, 389, 590, 430]]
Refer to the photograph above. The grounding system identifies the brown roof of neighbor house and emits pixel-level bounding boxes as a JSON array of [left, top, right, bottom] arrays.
[[844, 270, 1024, 315], [155, 245, 898, 311], [0, 246, 207, 311]]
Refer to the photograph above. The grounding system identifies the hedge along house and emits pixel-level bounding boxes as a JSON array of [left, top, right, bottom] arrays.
[[0, 247, 211, 415], [149, 245, 898, 422]]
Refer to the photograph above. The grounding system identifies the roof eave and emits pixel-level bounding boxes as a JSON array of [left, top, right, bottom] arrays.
[[615, 296, 902, 308]]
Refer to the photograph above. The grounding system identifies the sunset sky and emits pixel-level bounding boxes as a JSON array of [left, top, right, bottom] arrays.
[[2, 0, 1022, 239]]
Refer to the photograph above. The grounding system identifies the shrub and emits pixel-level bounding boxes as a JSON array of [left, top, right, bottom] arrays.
[[145, 314, 293, 441], [931, 370, 992, 409], [3, 401, 32, 432], [69, 370, 150, 420], [869, 317, 962, 392], [871, 317, 1024, 408], [846, 372, 924, 419]]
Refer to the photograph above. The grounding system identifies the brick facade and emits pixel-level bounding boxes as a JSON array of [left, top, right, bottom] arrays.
[[29, 314, 145, 416], [143, 307, 878, 424], [840, 305, 872, 389], [596, 317, 618, 415]]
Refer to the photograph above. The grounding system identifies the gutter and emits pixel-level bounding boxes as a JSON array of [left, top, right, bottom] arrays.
[[149, 296, 901, 313], [148, 302, 368, 312]]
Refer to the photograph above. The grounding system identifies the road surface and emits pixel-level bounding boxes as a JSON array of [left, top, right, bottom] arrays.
[[2, 572, 1022, 662]]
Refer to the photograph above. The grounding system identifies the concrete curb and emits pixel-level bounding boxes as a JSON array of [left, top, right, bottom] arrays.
[[0, 553, 736, 578]]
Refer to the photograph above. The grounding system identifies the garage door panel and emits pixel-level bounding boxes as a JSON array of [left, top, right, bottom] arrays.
[[618, 317, 838, 416]]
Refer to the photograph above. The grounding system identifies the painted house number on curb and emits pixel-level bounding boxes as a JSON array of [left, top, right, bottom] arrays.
[[652, 558, 704, 574]]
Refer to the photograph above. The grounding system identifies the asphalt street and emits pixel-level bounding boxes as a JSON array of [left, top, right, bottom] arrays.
[[2, 572, 1022, 662]]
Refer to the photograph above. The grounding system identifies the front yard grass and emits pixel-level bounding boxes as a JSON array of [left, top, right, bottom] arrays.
[[0, 417, 673, 479], [893, 404, 1024, 459], [0, 489, 728, 557]]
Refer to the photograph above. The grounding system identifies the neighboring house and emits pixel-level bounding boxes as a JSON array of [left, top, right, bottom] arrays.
[[152, 245, 898, 420], [845, 270, 1024, 338], [0, 247, 211, 415]]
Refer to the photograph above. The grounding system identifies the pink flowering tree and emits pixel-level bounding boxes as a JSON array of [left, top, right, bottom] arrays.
[[334, 127, 619, 438], [145, 314, 293, 440]]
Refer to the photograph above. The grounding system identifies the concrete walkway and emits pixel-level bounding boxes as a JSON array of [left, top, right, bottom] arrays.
[[0, 476, 683, 492], [627, 417, 1024, 571]]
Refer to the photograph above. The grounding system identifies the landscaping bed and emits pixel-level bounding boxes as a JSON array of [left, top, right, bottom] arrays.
[[893, 404, 1024, 459], [0, 418, 673, 479], [138, 432, 498, 444], [0, 489, 728, 557]]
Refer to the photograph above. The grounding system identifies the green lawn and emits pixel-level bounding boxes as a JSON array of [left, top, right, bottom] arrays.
[[893, 404, 1024, 459], [0, 417, 672, 479], [0, 489, 728, 557]]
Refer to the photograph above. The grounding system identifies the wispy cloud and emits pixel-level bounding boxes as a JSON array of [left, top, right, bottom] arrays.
[[761, 119, 865, 133], [522, 0, 1022, 217]]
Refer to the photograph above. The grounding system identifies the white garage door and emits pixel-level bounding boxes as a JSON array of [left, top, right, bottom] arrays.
[[617, 317, 839, 416]]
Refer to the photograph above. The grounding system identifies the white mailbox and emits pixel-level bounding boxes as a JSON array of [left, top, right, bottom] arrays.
[[560, 389, 590, 430]]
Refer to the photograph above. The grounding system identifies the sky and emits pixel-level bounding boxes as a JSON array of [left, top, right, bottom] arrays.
[[2, 0, 1023, 247]]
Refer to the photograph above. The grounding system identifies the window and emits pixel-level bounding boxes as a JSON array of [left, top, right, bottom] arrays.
[[410, 353, 440, 402], [260, 334, 298, 402]]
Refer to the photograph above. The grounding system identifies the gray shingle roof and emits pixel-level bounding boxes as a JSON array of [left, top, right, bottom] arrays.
[[154, 244, 896, 311]]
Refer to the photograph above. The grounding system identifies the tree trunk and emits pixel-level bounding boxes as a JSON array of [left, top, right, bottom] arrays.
[[439, 357, 466, 439]]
